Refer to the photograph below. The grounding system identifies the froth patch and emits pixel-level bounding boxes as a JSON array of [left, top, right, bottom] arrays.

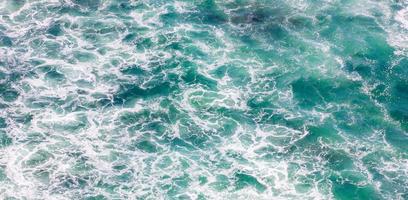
[[396, 7, 408, 30]]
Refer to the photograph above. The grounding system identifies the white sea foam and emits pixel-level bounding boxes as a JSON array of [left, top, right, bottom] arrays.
[[0, 0, 407, 199], [396, 7, 408, 30]]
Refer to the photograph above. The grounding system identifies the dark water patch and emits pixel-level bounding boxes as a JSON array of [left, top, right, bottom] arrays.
[[371, 83, 389, 104], [296, 122, 344, 147], [9, 112, 33, 125], [120, 64, 146, 76], [319, 14, 385, 43], [130, 140, 161, 153], [182, 68, 218, 90], [320, 12, 394, 81], [136, 38, 154, 51], [0, 131, 12, 148], [57, 4, 94, 17], [238, 34, 262, 48], [264, 23, 289, 40], [391, 58, 408, 81], [72, 0, 101, 11], [0, 89, 19, 102], [246, 96, 276, 111], [160, 11, 179, 26], [362, 150, 408, 196], [230, 7, 271, 24], [388, 82, 408, 131], [0, 117, 7, 128], [384, 126, 408, 152], [0, 83, 19, 102], [54, 174, 90, 192], [45, 69, 66, 84], [188, 0, 228, 25], [332, 109, 374, 136], [323, 149, 354, 171], [329, 174, 381, 200], [47, 22, 63, 37], [112, 164, 127, 171], [344, 39, 394, 80], [122, 33, 137, 43], [288, 15, 314, 30], [118, 110, 151, 126], [166, 136, 197, 152], [234, 171, 266, 192], [291, 77, 362, 109], [106, 0, 139, 14], [84, 194, 108, 200], [226, 1, 290, 25], [0, 35, 13, 47], [113, 82, 175, 105]]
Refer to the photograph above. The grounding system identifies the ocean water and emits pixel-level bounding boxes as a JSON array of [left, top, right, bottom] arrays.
[[0, 0, 408, 199]]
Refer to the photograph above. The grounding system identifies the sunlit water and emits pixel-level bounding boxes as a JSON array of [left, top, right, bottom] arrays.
[[0, 0, 408, 199]]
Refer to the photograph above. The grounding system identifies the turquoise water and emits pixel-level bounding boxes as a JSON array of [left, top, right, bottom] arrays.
[[0, 0, 408, 199]]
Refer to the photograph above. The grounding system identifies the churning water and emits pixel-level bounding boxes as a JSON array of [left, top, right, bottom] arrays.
[[0, 0, 408, 199]]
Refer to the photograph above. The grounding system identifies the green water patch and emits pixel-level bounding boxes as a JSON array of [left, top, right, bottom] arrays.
[[210, 64, 251, 86], [120, 64, 146, 76], [362, 150, 408, 196], [182, 68, 218, 90], [130, 140, 161, 153], [113, 82, 176, 105], [24, 149, 53, 167], [384, 126, 408, 152], [319, 14, 386, 54], [234, 172, 267, 192], [44, 69, 66, 84], [291, 76, 362, 109], [54, 174, 90, 192], [73, 51, 97, 63], [0, 117, 7, 128], [0, 130, 12, 148], [106, 0, 139, 15], [296, 121, 345, 147], [4, 0, 26, 11], [330, 173, 381, 200], [323, 149, 354, 171], [47, 22, 64, 36], [0, 35, 12, 47], [167, 137, 197, 152], [71, 0, 101, 10], [388, 82, 408, 131], [0, 85, 19, 102], [209, 174, 230, 191], [175, 124, 213, 149], [193, 0, 228, 25], [84, 195, 108, 200]]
